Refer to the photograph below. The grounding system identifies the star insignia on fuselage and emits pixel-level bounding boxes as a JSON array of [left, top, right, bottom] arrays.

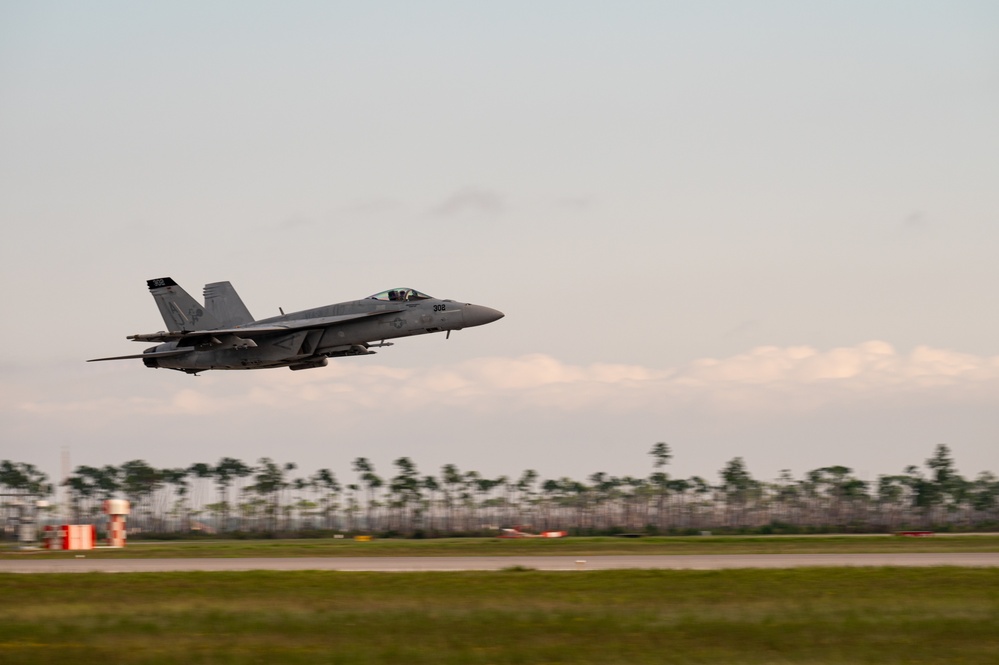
[[391, 317, 405, 329]]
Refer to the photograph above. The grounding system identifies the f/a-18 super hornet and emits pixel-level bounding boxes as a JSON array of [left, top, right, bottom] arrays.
[[89, 278, 504, 374]]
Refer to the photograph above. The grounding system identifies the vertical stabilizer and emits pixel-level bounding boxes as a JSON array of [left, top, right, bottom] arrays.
[[146, 277, 222, 332], [204, 281, 255, 327]]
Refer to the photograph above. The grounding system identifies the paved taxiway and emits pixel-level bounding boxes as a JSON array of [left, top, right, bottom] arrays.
[[2, 552, 997, 573]]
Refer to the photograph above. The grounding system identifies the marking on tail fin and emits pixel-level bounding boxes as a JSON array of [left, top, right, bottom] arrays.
[[169, 301, 192, 324]]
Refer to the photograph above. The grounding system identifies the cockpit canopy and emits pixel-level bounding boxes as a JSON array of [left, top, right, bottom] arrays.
[[367, 288, 433, 302]]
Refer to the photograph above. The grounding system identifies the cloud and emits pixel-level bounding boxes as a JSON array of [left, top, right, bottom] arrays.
[[275, 214, 314, 230], [340, 198, 403, 215], [902, 212, 927, 231], [553, 197, 595, 211], [429, 187, 506, 216], [12, 342, 999, 423]]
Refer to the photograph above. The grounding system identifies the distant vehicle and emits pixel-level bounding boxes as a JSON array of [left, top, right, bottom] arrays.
[[497, 526, 568, 538], [89, 277, 503, 374]]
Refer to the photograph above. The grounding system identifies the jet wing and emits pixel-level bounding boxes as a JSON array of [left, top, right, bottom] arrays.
[[128, 326, 296, 343], [126, 309, 400, 343], [88, 348, 192, 363]]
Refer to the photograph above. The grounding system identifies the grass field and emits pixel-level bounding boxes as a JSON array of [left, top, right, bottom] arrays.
[[1, 567, 996, 664], [3, 533, 998, 559]]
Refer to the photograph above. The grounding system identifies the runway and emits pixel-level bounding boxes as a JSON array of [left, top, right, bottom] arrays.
[[2, 552, 997, 573]]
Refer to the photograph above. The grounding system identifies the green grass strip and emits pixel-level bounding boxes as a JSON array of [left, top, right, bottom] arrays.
[[1, 568, 996, 664]]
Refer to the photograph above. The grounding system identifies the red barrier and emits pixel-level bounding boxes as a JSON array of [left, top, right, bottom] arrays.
[[44, 524, 96, 550]]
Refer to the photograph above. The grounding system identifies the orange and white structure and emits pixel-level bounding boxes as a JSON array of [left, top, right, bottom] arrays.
[[103, 499, 130, 547], [44, 524, 96, 550]]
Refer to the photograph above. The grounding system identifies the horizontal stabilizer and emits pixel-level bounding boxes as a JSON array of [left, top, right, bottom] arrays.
[[87, 348, 191, 363]]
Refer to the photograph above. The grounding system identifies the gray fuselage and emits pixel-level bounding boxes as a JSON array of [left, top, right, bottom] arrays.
[[143, 291, 502, 372]]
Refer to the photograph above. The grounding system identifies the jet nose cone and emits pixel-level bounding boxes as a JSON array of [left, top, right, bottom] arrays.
[[463, 304, 504, 328]]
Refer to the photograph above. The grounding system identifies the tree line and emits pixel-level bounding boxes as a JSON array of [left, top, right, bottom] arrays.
[[2, 444, 997, 537]]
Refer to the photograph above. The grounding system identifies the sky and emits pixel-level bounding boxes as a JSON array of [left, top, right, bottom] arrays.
[[2, 1, 998, 492]]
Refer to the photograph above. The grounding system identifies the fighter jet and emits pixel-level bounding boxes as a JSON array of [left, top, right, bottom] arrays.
[[89, 278, 504, 374]]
